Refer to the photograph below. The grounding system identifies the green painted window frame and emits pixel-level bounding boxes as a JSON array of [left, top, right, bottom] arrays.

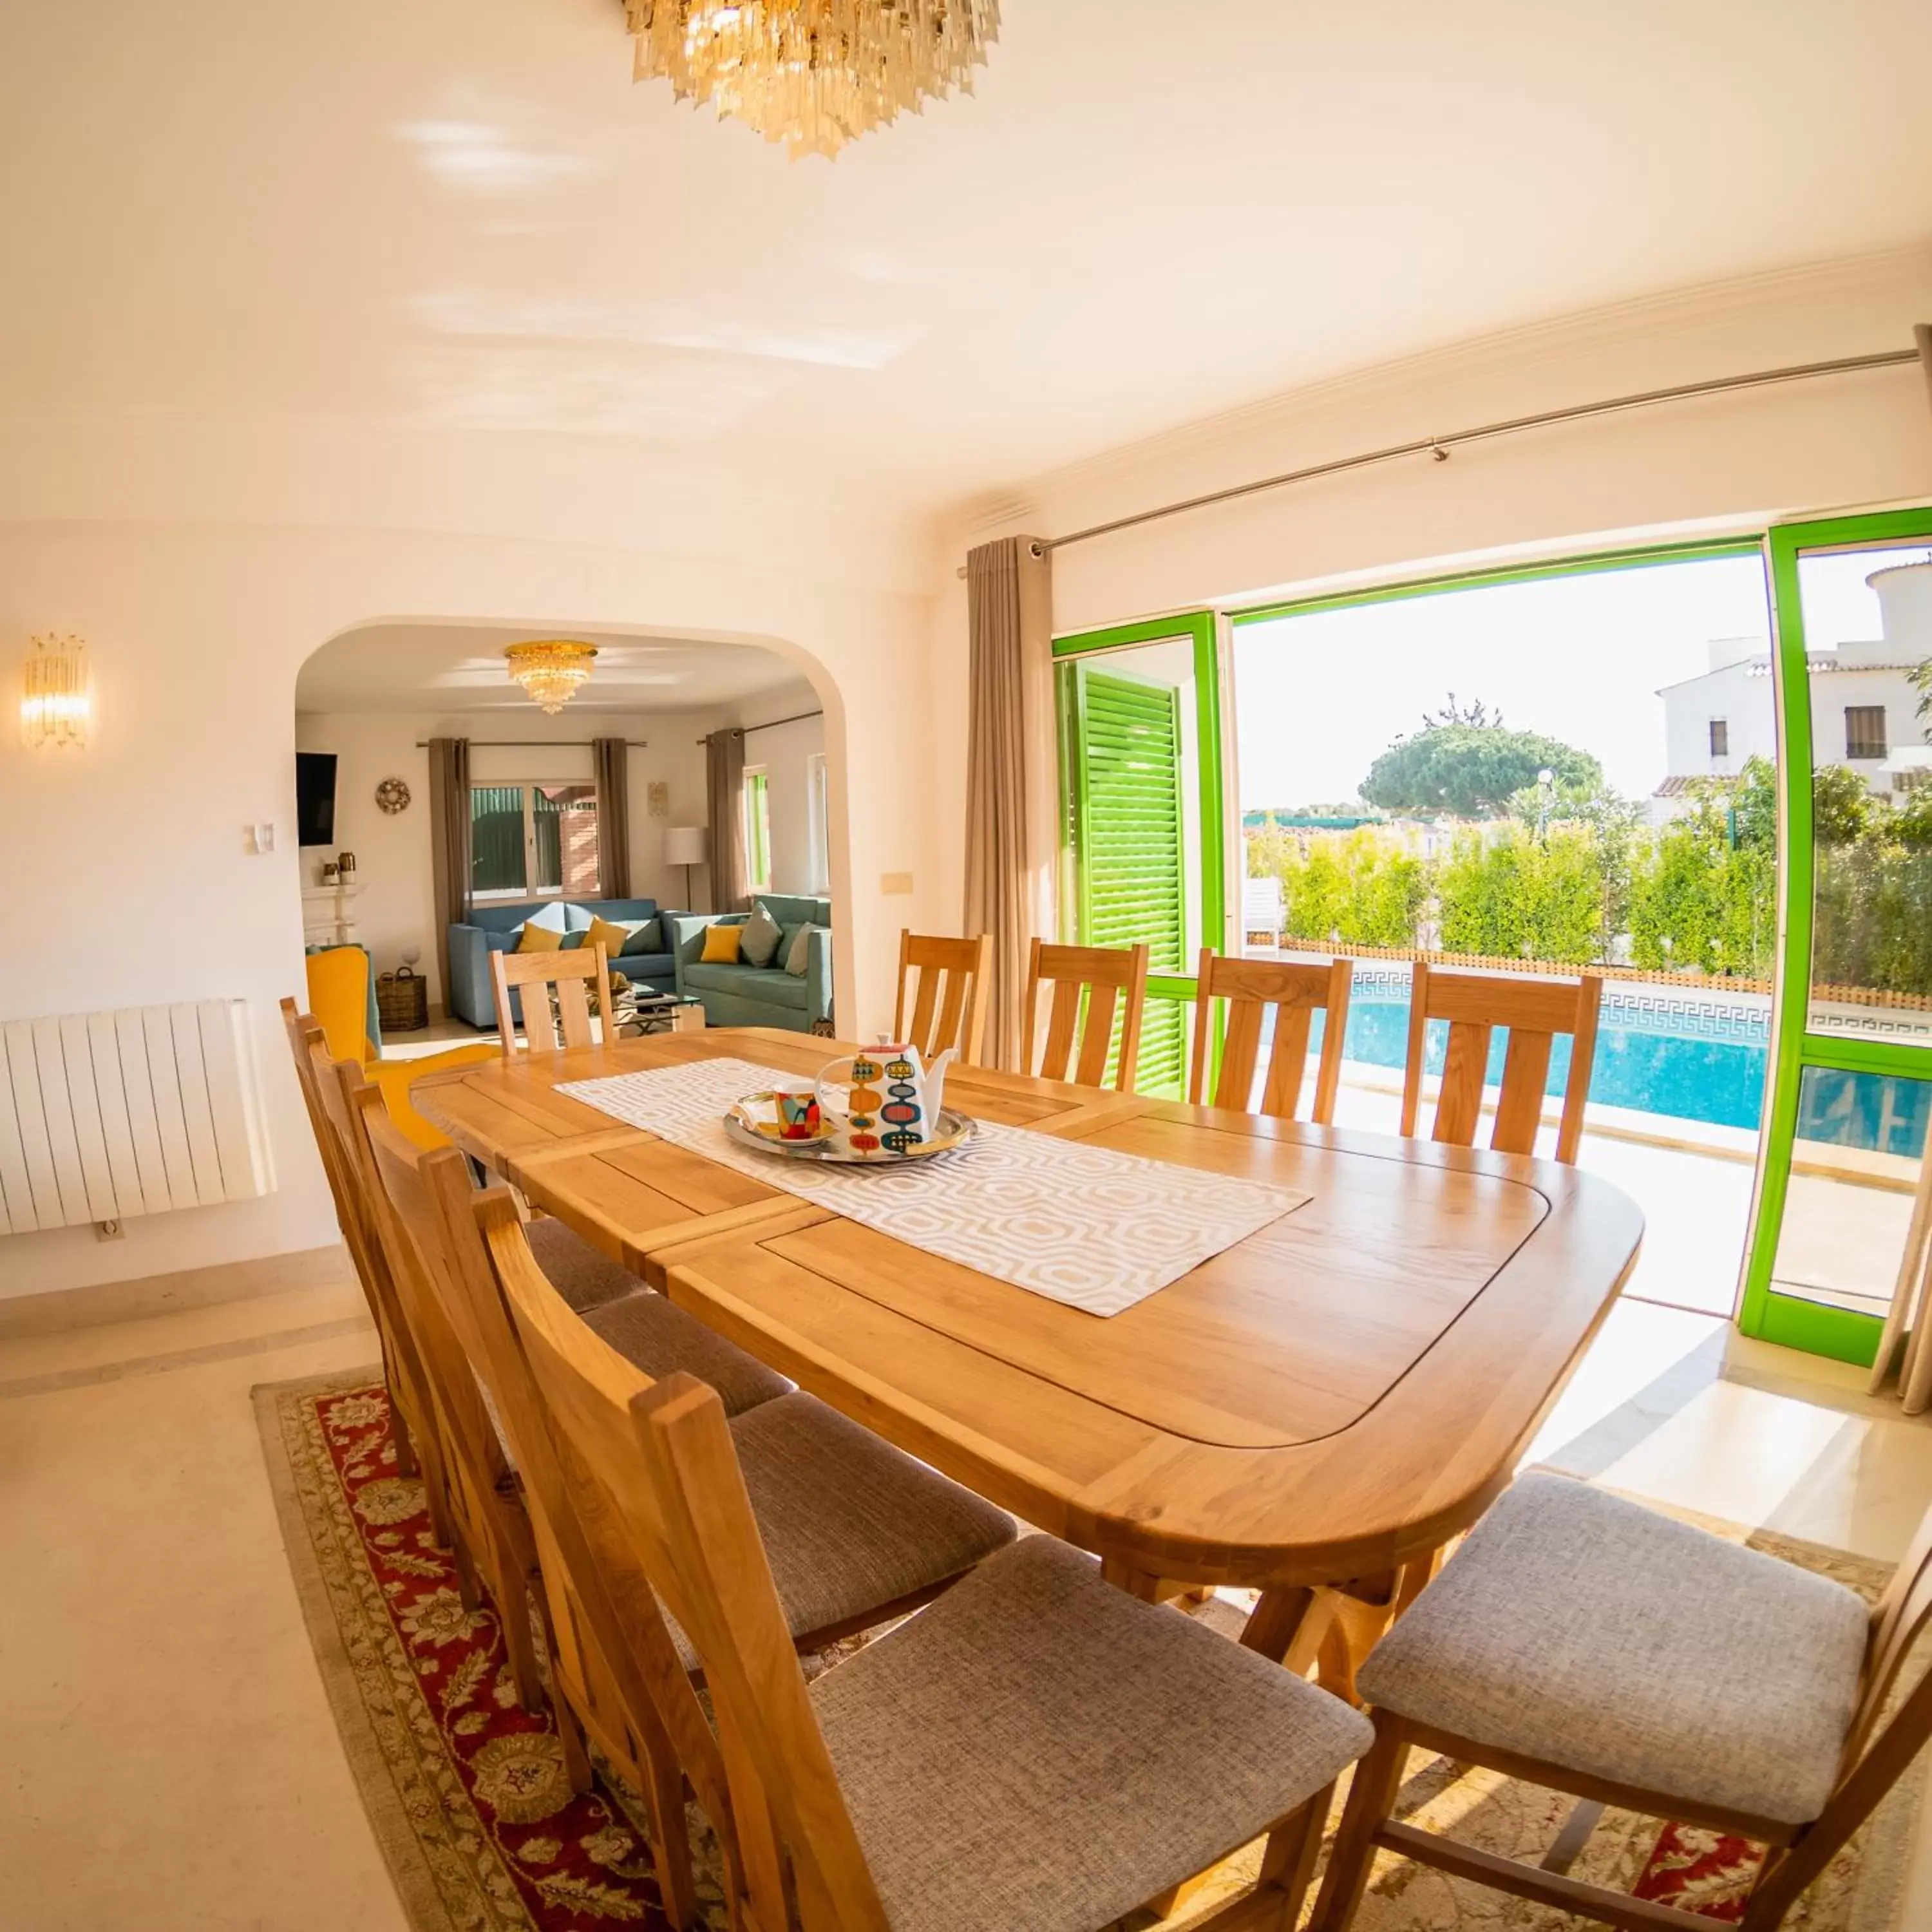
[[1054, 611, 1226, 1096], [1734, 507, 1932, 1365], [744, 768, 772, 893], [1052, 612, 1228, 1002]]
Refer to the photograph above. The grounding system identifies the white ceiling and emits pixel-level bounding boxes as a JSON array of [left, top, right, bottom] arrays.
[[296, 622, 813, 715], [5, 2, 1932, 523]]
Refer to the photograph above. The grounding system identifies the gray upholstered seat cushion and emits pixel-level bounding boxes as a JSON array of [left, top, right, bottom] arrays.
[[720, 1393, 1016, 1654], [524, 1217, 641, 1313], [811, 1535, 1372, 1932], [1356, 1472, 1871, 1826], [526, 1219, 791, 1417]]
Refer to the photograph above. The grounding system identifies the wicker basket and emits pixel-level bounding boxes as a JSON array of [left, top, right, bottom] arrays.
[[377, 966, 429, 1032]]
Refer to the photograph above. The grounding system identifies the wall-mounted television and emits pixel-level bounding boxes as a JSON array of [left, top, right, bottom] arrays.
[[296, 752, 337, 848]]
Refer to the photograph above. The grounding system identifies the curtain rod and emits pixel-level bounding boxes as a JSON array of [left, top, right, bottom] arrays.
[[412, 737, 649, 748], [955, 339, 1927, 573], [692, 708, 824, 744]]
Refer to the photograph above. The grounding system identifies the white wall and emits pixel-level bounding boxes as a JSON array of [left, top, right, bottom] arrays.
[[929, 245, 1932, 930], [0, 520, 942, 1304], [293, 705, 724, 1006]]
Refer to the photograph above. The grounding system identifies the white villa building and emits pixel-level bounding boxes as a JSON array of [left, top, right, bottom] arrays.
[[1657, 560, 1932, 806]]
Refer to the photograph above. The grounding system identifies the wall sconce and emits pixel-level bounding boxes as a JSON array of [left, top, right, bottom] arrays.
[[21, 634, 91, 750]]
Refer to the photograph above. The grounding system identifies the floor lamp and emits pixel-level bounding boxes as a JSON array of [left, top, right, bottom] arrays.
[[665, 825, 707, 910]]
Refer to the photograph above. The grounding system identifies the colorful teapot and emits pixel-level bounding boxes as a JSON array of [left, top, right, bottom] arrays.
[[817, 1042, 956, 1155]]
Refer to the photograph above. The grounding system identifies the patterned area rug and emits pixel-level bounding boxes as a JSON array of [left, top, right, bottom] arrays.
[[256, 1370, 1924, 1931]]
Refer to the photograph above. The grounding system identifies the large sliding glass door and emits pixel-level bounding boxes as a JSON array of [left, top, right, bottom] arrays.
[[1051, 509, 1932, 1366], [1739, 509, 1932, 1361]]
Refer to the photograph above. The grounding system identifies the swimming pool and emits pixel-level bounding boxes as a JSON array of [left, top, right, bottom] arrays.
[[1301, 984, 1930, 1158], [1317, 989, 1770, 1131]]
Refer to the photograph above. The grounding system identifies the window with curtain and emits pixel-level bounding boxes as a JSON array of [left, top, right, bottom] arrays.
[[1844, 705, 1888, 761], [744, 768, 772, 892], [807, 751, 830, 893], [470, 783, 600, 898]]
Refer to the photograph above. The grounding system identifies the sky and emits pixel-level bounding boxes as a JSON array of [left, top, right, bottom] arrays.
[[1233, 545, 1932, 810]]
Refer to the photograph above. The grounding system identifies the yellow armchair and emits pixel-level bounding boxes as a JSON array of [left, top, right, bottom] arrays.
[[303, 947, 495, 1151]]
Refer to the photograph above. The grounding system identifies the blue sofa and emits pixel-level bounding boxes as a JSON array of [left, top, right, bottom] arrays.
[[446, 898, 681, 1028], [668, 895, 833, 1032]]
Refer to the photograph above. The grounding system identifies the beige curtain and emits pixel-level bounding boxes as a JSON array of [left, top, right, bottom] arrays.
[[592, 737, 631, 899], [426, 736, 470, 1004], [705, 728, 748, 913], [1919, 323, 1932, 418], [963, 536, 1054, 1069]]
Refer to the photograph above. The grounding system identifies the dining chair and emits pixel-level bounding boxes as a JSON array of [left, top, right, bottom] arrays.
[[1310, 1472, 1932, 1932], [1022, 938, 1151, 1092], [386, 1149, 1021, 1926], [477, 1180, 1374, 1932], [318, 1048, 549, 1710], [278, 999, 439, 1500], [1399, 961, 1604, 1164], [893, 929, 993, 1065], [1189, 949, 1354, 1124], [490, 942, 614, 1056]]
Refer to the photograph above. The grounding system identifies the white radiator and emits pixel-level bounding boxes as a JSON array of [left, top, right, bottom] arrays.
[[0, 1000, 274, 1235]]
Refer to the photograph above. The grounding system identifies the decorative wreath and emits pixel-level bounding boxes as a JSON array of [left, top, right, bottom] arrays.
[[374, 776, 412, 815]]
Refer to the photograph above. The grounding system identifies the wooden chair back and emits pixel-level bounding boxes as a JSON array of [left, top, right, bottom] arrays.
[[329, 1059, 546, 1712], [893, 930, 993, 1066], [490, 943, 614, 1056], [281, 1001, 430, 1464], [280, 1000, 370, 1288], [1189, 950, 1354, 1124], [292, 1019, 461, 1527], [474, 1191, 894, 1932], [1398, 962, 1603, 1164], [1728, 1505, 1932, 1922], [384, 1135, 740, 1929], [1022, 939, 1151, 1092]]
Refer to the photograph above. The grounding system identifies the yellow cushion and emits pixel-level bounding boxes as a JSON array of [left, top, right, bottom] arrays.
[[583, 915, 632, 961], [517, 922, 566, 954], [700, 923, 743, 965]]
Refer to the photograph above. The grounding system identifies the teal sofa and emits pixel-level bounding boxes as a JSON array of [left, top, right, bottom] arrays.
[[446, 898, 679, 1028], [669, 896, 833, 1032]]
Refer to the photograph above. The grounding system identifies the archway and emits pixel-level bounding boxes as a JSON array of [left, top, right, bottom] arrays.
[[290, 615, 849, 1049]]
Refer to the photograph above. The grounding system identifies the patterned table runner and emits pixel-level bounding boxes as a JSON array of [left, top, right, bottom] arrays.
[[556, 1057, 1309, 1318]]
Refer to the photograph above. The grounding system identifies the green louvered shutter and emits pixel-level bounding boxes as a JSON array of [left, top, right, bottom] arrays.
[[1072, 665, 1189, 1095]]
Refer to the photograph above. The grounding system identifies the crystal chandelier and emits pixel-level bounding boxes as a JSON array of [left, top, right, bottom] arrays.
[[20, 634, 91, 749], [506, 641, 599, 714], [620, 1, 1000, 160]]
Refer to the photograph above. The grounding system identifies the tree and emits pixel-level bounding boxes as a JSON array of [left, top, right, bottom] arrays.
[[1436, 826, 1606, 964], [1360, 704, 1603, 820]]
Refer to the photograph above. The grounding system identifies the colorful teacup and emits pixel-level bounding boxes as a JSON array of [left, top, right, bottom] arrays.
[[771, 1083, 823, 1141]]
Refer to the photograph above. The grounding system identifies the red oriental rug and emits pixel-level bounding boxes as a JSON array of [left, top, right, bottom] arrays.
[[256, 1370, 1921, 1931]]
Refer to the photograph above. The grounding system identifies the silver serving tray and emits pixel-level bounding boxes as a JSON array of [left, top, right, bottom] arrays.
[[721, 1104, 978, 1166]]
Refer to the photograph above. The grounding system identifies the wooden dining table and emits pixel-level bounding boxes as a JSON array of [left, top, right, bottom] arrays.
[[413, 1025, 1643, 1676]]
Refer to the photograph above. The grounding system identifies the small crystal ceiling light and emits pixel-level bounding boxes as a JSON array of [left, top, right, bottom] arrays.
[[620, 1, 1000, 160], [506, 640, 599, 714], [21, 634, 91, 749]]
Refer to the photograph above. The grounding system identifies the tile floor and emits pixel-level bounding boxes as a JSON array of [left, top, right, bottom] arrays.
[[2, 1270, 1930, 1927]]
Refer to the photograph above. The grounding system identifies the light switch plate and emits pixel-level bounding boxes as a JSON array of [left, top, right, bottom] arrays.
[[880, 871, 913, 896]]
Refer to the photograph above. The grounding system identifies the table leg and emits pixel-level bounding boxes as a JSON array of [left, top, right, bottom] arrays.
[[1240, 1586, 1324, 1666]]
